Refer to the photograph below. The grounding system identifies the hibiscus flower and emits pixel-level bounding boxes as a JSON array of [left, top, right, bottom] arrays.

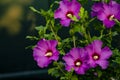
[[85, 40, 112, 69], [33, 39, 59, 68], [91, 1, 120, 28], [54, 0, 81, 27], [63, 48, 89, 74]]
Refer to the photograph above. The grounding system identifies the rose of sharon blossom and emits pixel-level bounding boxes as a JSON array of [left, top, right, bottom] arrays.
[[33, 39, 59, 68], [63, 48, 89, 74], [85, 40, 112, 69], [91, 1, 120, 28], [54, 0, 81, 27]]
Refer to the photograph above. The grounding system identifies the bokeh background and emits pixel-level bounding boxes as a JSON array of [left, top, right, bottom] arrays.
[[0, 0, 54, 80]]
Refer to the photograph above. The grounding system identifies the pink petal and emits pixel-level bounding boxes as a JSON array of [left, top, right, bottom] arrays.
[[103, 4, 111, 14], [76, 67, 85, 75], [91, 11, 97, 17], [59, 1, 68, 12], [37, 56, 50, 68], [115, 12, 120, 20], [65, 65, 73, 71], [103, 19, 115, 28], [92, 3, 103, 12], [37, 39, 48, 50], [33, 47, 45, 57], [54, 8, 66, 19], [63, 54, 74, 66], [97, 11, 106, 21], [60, 19, 71, 27], [92, 40, 102, 54], [50, 51, 59, 61], [47, 40, 58, 49], [85, 44, 94, 56], [69, 48, 81, 59], [97, 60, 109, 69], [101, 46, 112, 60], [88, 60, 97, 68], [71, 0, 81, 13]]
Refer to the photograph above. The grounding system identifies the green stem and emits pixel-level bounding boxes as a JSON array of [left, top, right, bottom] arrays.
[[99, 25, 104, 39], [82, 25, 89, 44], [73, 36, 76, 47], [88, 31, 92, 42], [100, 29, 103, 38], [109, 28, 112, 40], [46, 20, 59, 41], [114, 19, 120, 26], [88, 17, 96, 23], [57, 63, 66, 75], [50, 25, 59, 41], [30, 7, 41, 14]]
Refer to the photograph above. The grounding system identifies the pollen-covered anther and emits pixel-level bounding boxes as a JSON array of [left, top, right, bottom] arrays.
[[67, 13, 73, 18], [109, 15, 114, 21], [45, 52, 53, 57], [93, 55, 99, 60], [75, 61, 81, 67]]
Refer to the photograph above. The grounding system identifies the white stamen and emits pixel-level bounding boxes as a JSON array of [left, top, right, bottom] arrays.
[[109, 15, 114, 21], [93, 55, 99, 60], [67, 13, 72, 18], [45, 52, 52, 57], [76, 62, 81, 66]]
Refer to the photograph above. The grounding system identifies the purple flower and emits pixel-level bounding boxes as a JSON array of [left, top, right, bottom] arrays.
[[91, 1, 120, 28], [33, 39, 59, 68], [63, 48, 89, 75], [54, 0, 81, 27], [85, 40, 112, 69]]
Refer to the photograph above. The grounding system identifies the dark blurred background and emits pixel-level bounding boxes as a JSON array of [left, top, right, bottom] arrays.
[[0, 0, 55, 80]]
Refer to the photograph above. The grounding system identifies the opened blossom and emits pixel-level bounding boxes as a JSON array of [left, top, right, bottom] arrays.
[[85, 40, 112, 69], [63, 48, 89, 75], [91, 1, 120, 28], [54, 0, 81, 27], [33, 39, 59, 68]]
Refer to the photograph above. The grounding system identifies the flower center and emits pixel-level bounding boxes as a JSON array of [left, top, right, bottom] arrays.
[[76, 62, 81, 66], [108, 14, 114, 21], [66, 11, 74, 19], [74, 59, 82, 67], [92, 53, 100, 60], [45, 51, 53, 57], [93, 55, 99, 60]]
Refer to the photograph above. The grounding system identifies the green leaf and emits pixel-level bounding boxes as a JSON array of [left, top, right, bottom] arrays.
[[69, 29, 74, 36], [47, 9, 54, 18], [79, 7, 88, 22], [97, 70, 102, 78], [115, 57, 120, 64], [29, 6, 41, 14], [35, 25, 45, 31], [114, 19, 120, 26], [71, 75, 78, 80], [113, 49, 120, 56], [72, 24, 84, 34], [40, 9, 54, 19], [112, 31, 118, 36], [79, 7, 84, 18], [26, 36, 39, 40], [35, 26, 47, 38], [48, 68, 60, 78], [91, 36, 101, 41], [60, 77, 66, 80], [25, 45, 35, 49], [48, 68, 55, 74]]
